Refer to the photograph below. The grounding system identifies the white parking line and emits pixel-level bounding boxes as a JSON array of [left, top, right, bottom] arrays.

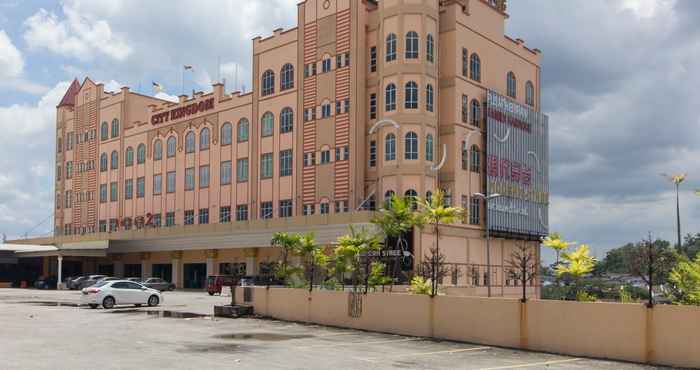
[[295, 337, 421, 349], [479, 358, 581, 370], [357, 346, 491, 362]]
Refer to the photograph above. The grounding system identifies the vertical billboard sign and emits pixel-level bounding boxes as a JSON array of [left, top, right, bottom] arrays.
[[486, 90, 549, 238]]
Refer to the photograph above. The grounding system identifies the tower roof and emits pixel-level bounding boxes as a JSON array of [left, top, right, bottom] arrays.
[[57, 78, 81, 108]]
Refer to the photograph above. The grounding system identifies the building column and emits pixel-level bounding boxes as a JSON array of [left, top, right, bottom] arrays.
[[244, 248, 258, 276], [206, 249, 218, 276], [171, 251, 182, 289], [57, 255, 63, 290], [140, 252, 151, 279], [113, 254, 124, 278]]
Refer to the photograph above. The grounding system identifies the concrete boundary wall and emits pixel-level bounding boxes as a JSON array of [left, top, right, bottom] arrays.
[[235, 287, 699, 368]]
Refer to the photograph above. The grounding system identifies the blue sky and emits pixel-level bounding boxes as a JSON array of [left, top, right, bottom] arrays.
[[0, 0, 699, 263]]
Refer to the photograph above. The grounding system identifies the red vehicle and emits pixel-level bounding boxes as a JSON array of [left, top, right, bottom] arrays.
[[206, 275, 236, 296]]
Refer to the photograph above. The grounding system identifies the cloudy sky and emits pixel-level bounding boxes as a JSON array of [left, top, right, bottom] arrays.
[[0, 0, 698, 261]]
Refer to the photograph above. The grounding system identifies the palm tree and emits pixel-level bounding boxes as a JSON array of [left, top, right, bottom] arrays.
[[297, 233, 321, 292], [417, 189, 464, 297], [270, 232, 302, 284], [542, 232, 575, 266], [556, 244, 597, 300], [334, 225, 382, 293]]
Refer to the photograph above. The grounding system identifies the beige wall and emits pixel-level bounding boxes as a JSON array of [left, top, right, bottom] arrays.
[[236, 287, 700, 369]]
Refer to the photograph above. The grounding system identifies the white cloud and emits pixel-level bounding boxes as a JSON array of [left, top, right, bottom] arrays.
[[101, 79, 123, 93], [23, 5, 131, 61], [0, 81, 70, 136], [154, 91, 179, 103], [0, 29, 23, 78]]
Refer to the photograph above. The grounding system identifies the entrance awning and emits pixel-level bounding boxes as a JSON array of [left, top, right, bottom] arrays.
[[0, 241, 108, 258]]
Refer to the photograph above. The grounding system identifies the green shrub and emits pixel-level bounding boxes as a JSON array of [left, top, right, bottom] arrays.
[[576, 290, 597, 302], [407, 276, 431, 295]]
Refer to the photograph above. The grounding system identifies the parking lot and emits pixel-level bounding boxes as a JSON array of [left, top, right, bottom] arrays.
[[0, 289, 672, 370]]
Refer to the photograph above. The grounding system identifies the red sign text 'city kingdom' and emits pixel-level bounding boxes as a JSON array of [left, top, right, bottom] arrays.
[[151, 98, 215, 125]]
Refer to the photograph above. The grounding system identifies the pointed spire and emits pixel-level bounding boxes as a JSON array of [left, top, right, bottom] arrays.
[[57, 78, 81, 108]]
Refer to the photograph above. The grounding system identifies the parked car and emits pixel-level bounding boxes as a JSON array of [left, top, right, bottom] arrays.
[[141, 278, 175, 292], [81, 280, 162, 309], [206, 275, 237, 295], [33, 276, 57, 290], [78, 275, 107, 289], [96, 277, 121, 283], [126, 277, 142, 283], [68, 275, 90, 290]]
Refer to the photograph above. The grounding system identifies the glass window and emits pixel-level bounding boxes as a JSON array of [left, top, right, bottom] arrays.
[[111, 119, 119, 138], [322, 58, 332, 73], [110, 182, 118, 202], [261, 112, 274, 137], [136, 177, 145, 198], [125, 147, 134, 167], [236, 205, 248, 221], [279, 200, 292, 218], [471, 99, 481, 127], [405, 81, 418, 109], [320, 150, 330, 164], [426, 84, 434, 112], [369, 140, 377, 167], [167, 137, 177, 158], [386, 33, 397, 62], [262, 69, 275, 96], [405, 132, 418, 160], [470, 53, 481, 82], [153, 174, 162, 195], [99, 184, 107, 203], [199, 208, 209, 224], [462, 48, 468, 77], [220, 161, 232, 185], [220, 206, 231, 223], [153, 140, 162, 160], [507, 71, 517, 98], [280, 107, 293, 133], [280, 63, 294, 90], [185, 132, 195, 153], [461, 141, 468, 170], [101, 122, 109, 140], [427, 34, 434, 63], [166, 171, 176, 193], [185, 167, 195, 190], [471, 145, 481, 173], [137, 144, 146, 164], [384, 190, 395, 209], [199, 165, 210, 188], [462, 95, 469, 124], [405, 31, 419, 59], [110, 151, 118, 169], [369, 93, 377, 119], [303, 204, 315, 216], [166, 212, 175, 227], [260, 202, 273, 219], [370, 46, 377, 72], [184, 210, 195, 225], [260, 153, 273, 178], [200, 128, 210, 151], [66, 161, 73, 178], [237, 119, 249, 142], [152, 213, 161, 227], [237, 158, 249, 182], [385, 83, 396, 111], [525, 81, 535, 106], [469, 197, 480, 225], [385, 133, 396, 161], [320, 202, 329, 214], [125, 179, 133, 200], [221, 122, 232, 145], [426, 134, 434, 162], [405, 189, 418, 210], [280, 149, 292, 177]]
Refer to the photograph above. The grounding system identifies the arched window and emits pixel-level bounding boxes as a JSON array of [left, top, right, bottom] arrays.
[[185, 131, 195, 153], [100, 153, 108, 172], [385, 133, 396, 161], [405, 81, 418, 109], [221, 122, 232, 146], [384, 190, 396, 209], [507, 71, 517, 98], [426, 84, 434, 112], [525, 81, 534, 106], [280, 107, 294, 133], [470, 53, 481, 82], [385, 83, 396, 111], [125, 147, 134, 167], [167, 136, 177, 158], [405, 31, 419, 59], [426, 191, 433, 204], [137, 144, 146, 164], [280, 63, 294, 90], [200, 128, 210, 151], [261, 112, 274, 137], [110, 150, 118, 169], [405, 189, 418, 210], [470, 145, 481, 173], [261, 69, 275, 96], [426, 33, 434, 63], [405, 131, 418, 160], [111, 119, 119, 138], [153, 139, 163, 160], [386, 33, 397, 62], [426, 134, 434, 162], [471, 99, 481, 127], [237, 119, 249, 142], [100, 122, 109, 141]]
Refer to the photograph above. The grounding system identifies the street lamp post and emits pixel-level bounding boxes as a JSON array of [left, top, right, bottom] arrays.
[[473, 192, 501, 298], [661, 173, 686, 251]]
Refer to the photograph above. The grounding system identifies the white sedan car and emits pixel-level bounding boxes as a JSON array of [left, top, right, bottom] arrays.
[[81, 280, 163, 309]]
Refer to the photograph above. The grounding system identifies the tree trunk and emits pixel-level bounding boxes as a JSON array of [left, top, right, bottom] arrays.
[[433, 221, 440, 297]]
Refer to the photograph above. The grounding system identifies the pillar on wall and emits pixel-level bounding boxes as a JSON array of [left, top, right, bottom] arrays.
[[171, 251, 182, 289], [112, 254, 124, 278], [140, 252, 152, 279], [244, 248, 258, 276], [206, 249, 218, 276], [57, 255, 64, 290]]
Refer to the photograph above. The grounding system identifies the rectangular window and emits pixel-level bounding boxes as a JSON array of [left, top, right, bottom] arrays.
[[320, 202, 329, 214], [335, 147, 341, 161], [303, 204, 315, 216], [260, 153, 273, 178], [198, 208, 209, 224], [279, 199, 292, 218], [336, 100, 342, 115], [167, 171, 176, 193], [110, 182, 118, 202], [320, 150, 330, 164], [236, 205, 248, 221], [220, 206, 231, 223], [344, 146, 349, 161], [136, 177, 145, 198], [66, 161, 73, 179], [335, 200, 349, 213], [166, 212, 175, 227], [237, 158, 249, 182], [99, 220, 107, 233], [153, 174, 162, 195], [184, 210, 195, 225], [369, 94, 377, 119], [369, 140, 377, 167], [99, 184, 107, 203], [57, 166, 62, 181], [151, 213, 161, 228], [322, 58, 332, 73], [336, 54, 342, 69], [124, 179, 133, 200], [462, 48, 468, 77], [462, 95, 469, 124], [65, 191, 72, 208], [344, 98, 350, 113], [185, 167, 195, 190], [279, 149, 292, 177], [469, 197, 480, 225], [370, 46, 377, 72], [220, 161, 232, 185], [321, 104, 331, 118], [109, 219, 118, 232], [304, 152, 315, 167], [260, 202, 273, 219], [199, 165, 210, 188]]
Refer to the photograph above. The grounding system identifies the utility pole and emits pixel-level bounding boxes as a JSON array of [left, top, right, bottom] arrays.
[[473, 192, 502, 297]]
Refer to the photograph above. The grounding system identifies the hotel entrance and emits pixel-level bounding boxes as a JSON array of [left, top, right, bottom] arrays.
[[183, 263, 206, 289]]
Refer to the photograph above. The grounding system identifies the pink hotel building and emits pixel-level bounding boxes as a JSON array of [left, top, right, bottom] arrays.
[[18, 0, 545, 295]]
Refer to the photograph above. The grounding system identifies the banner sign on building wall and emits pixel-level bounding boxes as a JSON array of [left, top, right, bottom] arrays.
[[486, 90, 549, 238]]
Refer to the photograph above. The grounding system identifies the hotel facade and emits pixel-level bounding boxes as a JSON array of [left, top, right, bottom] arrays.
[[11, 0, 547, 296]]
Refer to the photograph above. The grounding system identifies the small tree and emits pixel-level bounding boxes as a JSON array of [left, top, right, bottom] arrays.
[[418, 246, 452, 290], [667, 255, 700, 306], [271, 232, 303, 284], [624, 234, 678, 307], [506, 243, 538, 302], [417, 189, 464, 297], [333, 226, 382, 293], [542, 232, 575, 266], [556, 244, 597, 300], [296, 233, 323, 292]]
